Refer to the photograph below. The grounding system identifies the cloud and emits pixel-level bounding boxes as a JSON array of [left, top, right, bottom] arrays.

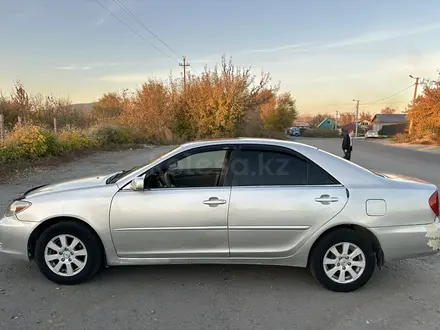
[[251, 43, 310, 53], [252, 22, 440, 54], [56, 65, 91, 71], [322, 23, 440, 49]]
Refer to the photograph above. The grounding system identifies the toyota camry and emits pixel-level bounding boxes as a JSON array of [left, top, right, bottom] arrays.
[[1, 138, 439, 292]]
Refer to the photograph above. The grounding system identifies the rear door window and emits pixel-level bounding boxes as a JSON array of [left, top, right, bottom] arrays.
[[229, 149, 308, 186], [227, 146, 340, 186]]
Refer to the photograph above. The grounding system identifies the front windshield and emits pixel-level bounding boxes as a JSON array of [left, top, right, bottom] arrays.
[[109, 145, 181, 183]]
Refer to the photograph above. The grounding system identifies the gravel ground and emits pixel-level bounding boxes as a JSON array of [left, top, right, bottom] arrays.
[[1, 139, 440, 330]]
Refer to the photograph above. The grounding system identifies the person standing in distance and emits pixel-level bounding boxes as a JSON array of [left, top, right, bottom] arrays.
[[342, 129, 354, 160]]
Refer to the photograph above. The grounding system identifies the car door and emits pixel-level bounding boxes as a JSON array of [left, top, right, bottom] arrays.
[[109, 145, 234, 259], [226, 144, 348, 258]]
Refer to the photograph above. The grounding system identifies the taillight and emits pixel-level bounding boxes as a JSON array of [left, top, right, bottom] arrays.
[[429, 190, 439, 217]]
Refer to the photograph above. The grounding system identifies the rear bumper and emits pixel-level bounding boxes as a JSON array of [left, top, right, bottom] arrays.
[[370, 220, 440, 262], [0, 215, 36, 261]]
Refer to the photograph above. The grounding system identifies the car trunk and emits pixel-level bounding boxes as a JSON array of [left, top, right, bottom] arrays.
[[373, 172, 432, 185]]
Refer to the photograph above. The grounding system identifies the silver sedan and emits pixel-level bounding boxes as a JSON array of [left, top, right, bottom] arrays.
[[1, 138, 439, 292], [365, 130, 379, 139]]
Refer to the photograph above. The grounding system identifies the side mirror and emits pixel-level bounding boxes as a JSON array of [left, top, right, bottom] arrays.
[[130, 176, 145, 191]]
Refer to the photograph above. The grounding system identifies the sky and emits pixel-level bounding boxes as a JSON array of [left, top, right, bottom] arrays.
[[1, 0, 440, 115]]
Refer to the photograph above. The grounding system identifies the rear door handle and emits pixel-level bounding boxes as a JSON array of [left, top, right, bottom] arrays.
[[203, 197, 227, 207], [315, 195, 339, 204]]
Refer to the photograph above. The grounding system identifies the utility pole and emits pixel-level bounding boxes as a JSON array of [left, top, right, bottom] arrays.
[[335, 111, 338, 129], [408, 75, 420, 135], [411, 76, 420, 101], [179, 56, 190, 89], [353, 99, 359, 138]]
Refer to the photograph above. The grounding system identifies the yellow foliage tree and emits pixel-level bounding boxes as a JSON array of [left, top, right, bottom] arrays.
[[407, 73, 440, 143], [119, 55, 285, 141], [381, 107, 396, 114], [262, 92, 298, 132], [92, 92, 124, 123]]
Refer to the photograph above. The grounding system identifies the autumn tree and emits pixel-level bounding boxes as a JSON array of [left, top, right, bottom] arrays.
[[296, 114, 311, 123], [91, 92, 124, 122], [359, 111, 372, 122], [338, 112, 355, 126], [122, 80, 175, 141], [381, 107, 396, 114], [11, 81, 30, 120], [407, 72, 440, 142], [0, 83, 90, 130], [29, 94, 78, 128], [259, 90, 277, 127], [262, 92, 298, 132], [0, 94, 17, 130], [118, 56, 288, 141]]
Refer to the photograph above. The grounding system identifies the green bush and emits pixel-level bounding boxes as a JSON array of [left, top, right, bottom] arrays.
[[0, 142, 27, 163], [89, 124, 133, 146], [0, 124, 62, 163], [57, 129, 97, 151], [302, 128, 341, 138], [0, 123, 140, 164]]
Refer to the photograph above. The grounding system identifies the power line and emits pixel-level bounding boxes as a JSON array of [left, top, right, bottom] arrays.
[[109, 0, 200, 75], [111, 0, 183, 59], [361, 83, 415, 105], [93, 0, 179, 64], [325, 84, 416, 108]]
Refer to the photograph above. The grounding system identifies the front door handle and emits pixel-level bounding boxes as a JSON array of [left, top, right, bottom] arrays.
[[203, 197, 227, 207], [315, 195, 339, 204]]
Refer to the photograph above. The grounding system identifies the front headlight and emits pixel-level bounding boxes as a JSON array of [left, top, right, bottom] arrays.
[[5, 200, 32, 217]]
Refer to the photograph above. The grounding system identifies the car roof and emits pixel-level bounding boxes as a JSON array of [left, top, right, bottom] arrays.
[[177, 138, 381, 186], [179, 137, 318, 153]]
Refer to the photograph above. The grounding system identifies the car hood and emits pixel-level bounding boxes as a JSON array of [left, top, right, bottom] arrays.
[[21, 172, 118, 198]]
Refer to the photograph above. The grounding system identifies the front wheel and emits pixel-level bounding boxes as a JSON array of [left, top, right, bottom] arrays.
[[35, 221, 102, 285], [309, 229, 376, 292]]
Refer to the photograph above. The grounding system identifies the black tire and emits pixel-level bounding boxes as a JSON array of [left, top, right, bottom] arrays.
[[309, 228, 375, 292], [35, 221, 102, 285]]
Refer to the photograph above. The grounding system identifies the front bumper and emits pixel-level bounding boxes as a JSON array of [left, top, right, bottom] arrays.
[[370, 220, 440, 262], [0, 215, 37, 261]]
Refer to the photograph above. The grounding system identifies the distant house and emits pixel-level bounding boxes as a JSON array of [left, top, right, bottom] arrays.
[[371, 114, 408, 132], [293, 121, 310, 128], [317, 117, 336, 129]]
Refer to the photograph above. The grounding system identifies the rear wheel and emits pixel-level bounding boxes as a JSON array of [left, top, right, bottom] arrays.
[[310, 229, 375, 292], [35, 221, 102, 285]]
